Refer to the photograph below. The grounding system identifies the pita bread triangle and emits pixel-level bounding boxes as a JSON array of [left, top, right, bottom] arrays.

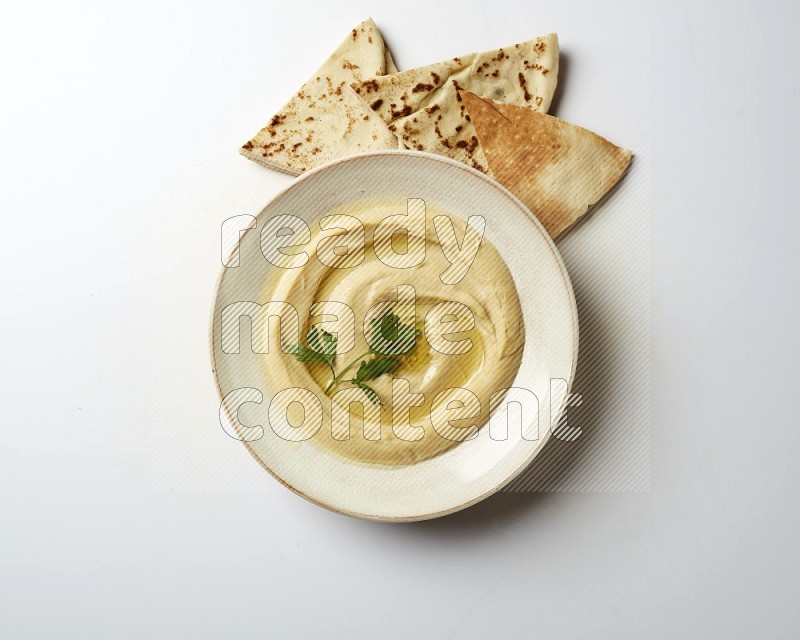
[[461, 91, 632, 238], [352, 34, 558, 172], [240, 19, 402, 176]]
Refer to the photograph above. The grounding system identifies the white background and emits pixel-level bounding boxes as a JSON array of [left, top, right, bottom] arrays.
[[1, 0, 798, 638]]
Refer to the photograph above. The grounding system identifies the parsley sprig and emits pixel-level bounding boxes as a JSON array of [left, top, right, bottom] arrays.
[[287, 310, 420, 406]]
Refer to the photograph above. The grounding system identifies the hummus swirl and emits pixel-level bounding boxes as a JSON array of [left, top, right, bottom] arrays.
[[260, 200, 524, 466]]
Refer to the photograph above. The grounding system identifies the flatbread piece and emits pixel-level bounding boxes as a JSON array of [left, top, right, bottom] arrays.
[[240, 19, 401, 175], [461, 91, 632, 238], [352, 34, 559, 172]]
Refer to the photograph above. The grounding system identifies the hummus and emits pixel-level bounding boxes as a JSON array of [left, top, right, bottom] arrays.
[[259, 198, 524, 466]]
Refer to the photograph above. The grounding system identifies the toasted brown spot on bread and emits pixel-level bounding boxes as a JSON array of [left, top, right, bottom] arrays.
[[518, 73, 532, 102], [390, 104, 413, 118], [360, 79, 379, 93]]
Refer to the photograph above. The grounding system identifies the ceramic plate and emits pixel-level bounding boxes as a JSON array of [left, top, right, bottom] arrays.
[[211, 151, 578, 521]]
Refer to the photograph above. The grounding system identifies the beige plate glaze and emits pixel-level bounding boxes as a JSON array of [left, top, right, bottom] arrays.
[[211, 151, 578, 521]]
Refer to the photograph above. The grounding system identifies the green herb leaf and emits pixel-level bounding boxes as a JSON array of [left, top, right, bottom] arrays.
[[291, 310, 417, 405], [381, 313, 400, 341], [357, 382, 381, 406], [370, 310, 420, 356], [286, 344, 331, 363], [301, 325, 337, 365], [353, 357, 401, 383]]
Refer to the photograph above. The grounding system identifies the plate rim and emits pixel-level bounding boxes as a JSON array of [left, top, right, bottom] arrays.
[[209, 149, 579, 521]]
